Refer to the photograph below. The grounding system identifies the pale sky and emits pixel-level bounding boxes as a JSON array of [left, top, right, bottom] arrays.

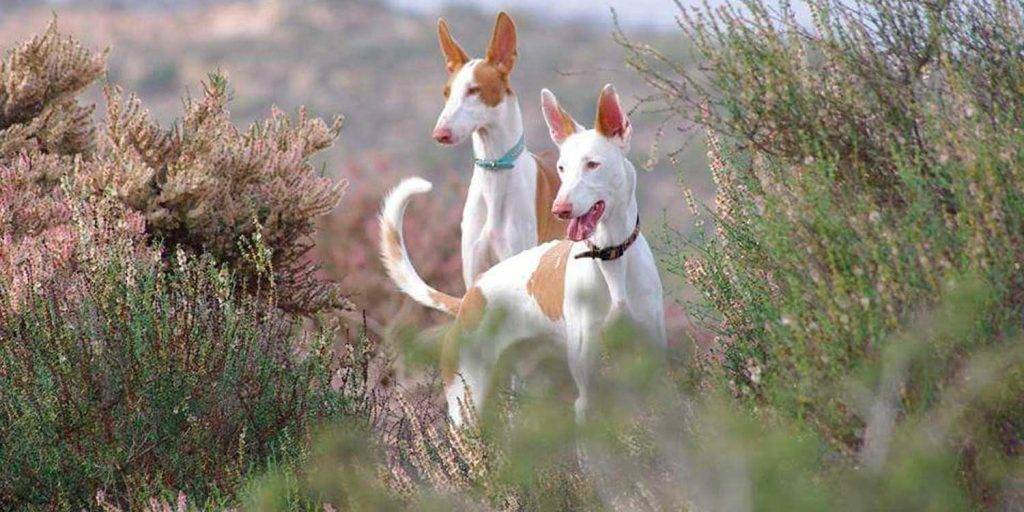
[[386, 0, 811, 30], [386, 0, 686, 29]]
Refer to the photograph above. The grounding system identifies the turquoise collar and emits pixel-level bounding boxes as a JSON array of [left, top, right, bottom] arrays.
[[474, 133, 525, 171]]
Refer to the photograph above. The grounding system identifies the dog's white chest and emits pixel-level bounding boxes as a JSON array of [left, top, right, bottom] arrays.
[[564, 257, 612, 319]]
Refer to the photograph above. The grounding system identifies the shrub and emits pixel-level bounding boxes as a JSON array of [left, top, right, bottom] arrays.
[[0, 22, 346, 317], [0, 20, 105, 162], [83, 74, 347, 315], [621, 0, 1024, 502], [0, 21, 148, 310], [0, 22, 357, 510], [0, 162, 150, 310], [0, 246, 346, 510]]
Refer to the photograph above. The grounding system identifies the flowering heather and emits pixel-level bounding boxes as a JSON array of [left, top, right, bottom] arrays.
[[0, 161, 149, 310], [84, 75, 346, 314], [0, 22, 149, 310], [0, 21, 346, 316], [0, 20, 104, 161], [0, 22, 352, 510]]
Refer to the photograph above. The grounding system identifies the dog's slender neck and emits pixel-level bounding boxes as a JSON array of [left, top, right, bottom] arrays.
[[471, 94, 524, 164], [591, 159, 639, 250]]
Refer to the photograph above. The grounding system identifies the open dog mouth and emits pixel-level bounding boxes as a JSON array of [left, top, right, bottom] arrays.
[[567, 201, 605, 242]]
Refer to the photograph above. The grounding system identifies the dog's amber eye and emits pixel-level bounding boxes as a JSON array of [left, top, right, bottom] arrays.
[[586, 161, 601, 170], [466, 86, 480, 96], [444, 86, 451, 98]]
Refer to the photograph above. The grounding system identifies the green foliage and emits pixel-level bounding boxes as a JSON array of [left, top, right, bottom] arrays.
[[0, 247, 346, 510], [246, 299, 1022, 511], [620, 0, 1024, 504]]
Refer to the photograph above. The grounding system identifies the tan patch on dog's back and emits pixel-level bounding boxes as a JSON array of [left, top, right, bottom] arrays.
[[472, 61, 511, 107], [458, 286, 487, 331], [533, 150, 567, 243], [442, 286, 488, 385], [527, 241, 573, 321]]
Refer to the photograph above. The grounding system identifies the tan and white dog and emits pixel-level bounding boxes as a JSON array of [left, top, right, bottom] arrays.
[[431, 12, 566, 288], [381, 85, 666, 425]]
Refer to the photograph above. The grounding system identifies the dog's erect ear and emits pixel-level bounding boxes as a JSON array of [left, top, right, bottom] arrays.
[[485, 12, 517, 75], [541, 89, 581, 146], [438, 18, 469, 74], [595, 84, 632, 149]]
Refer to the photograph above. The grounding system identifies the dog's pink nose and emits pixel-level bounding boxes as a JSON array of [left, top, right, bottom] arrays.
[[552, 201, 573, 220], [433, 127, 454, 144]]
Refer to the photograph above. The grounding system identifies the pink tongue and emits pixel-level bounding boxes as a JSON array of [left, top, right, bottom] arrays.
[[568, 217, 587, 242], [567, 209, 599, 242], [565, 202, 605, 241]]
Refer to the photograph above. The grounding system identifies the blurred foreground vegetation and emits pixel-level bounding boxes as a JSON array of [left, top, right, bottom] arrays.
[[1, 0, 1023, 509]]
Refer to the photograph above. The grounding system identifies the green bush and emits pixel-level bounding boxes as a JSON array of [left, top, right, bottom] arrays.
[[0, 22, 356, 510], [620, 0, 1024, 502], [0, 246, 346, 510], [246, 294, 1024, 511]]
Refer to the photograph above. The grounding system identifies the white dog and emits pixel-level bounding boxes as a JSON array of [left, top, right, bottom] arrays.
[[381, 85, 666, 425], [431, 12, 566, 288]]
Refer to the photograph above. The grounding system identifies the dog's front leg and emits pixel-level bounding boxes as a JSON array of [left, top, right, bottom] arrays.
[[485, 228, 508, 264], [497, 205, 537, 257], [461, 192, 487, 287], [567, 319, 601, 425], [598, 259, 632, 328], [469, 230, 495, 283]]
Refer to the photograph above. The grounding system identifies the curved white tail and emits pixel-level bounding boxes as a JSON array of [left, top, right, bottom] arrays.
[[378, 177, 461, 316]]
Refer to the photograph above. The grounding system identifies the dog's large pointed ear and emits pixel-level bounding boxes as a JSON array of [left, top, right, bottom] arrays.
[[595, 84, 632, 150], [485, 12, 517, 75], [438, 18, 469, 74], [541, 89, 581, 146]]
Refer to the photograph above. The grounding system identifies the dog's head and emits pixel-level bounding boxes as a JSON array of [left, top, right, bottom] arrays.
[[432, 12, 518, 146], [542, 85, 635, 242]]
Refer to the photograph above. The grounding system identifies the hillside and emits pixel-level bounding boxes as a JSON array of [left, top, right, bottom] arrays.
[[0, 0, 705, 206]]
